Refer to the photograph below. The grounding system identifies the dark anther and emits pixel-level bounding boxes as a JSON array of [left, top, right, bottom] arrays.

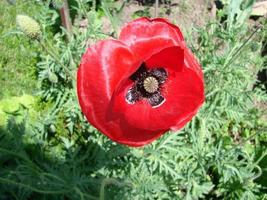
[[150, 68, 167, 84], [148, 92, 165, 107], [126, 87, 141, 104], [126, 62, 167, 107], [130, 63, 147, 81]]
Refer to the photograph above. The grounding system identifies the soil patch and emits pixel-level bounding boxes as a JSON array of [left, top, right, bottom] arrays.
[[101, 0, 214, 35]]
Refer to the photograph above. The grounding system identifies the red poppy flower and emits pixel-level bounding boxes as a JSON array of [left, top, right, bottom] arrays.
[[77, 17, 204, 147]]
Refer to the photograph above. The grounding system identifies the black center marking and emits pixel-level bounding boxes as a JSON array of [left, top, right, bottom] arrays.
[[126, 63, 167, 107]]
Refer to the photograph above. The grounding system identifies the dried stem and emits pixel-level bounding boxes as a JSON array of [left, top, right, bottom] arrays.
[[155, 0, 159, 18], [60, 0, 73, 40]]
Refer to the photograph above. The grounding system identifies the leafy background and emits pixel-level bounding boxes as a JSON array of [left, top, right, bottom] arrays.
[[0, 0, 266, 199]]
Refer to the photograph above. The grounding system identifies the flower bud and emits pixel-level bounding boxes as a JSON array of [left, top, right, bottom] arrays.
[[48, 72, 58, 83], [16, 15, 41, 40]]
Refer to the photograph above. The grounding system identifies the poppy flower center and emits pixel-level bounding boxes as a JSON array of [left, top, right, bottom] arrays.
[[126, 63, 167, 107], [143, 76, 159, 93]]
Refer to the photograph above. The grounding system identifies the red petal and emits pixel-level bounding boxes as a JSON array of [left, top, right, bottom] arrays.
[[77, 39, 167, 147], [119, 17, 184, 45], [111, 46, 204, 131], [184, 46, 204, 80], [170, 46, 205, 130], [145, 46, 184, 71], [119, 17, 184, 61]]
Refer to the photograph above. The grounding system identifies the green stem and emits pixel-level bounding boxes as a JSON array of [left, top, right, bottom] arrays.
[[93, 0, 96, 11], [38, 39, 76, 80], [228, 128, 266, 152], [255, 151, 267, 165], [102, 0, 118, 38], [251, 165, 262, 180], [224, 25, 262, 68]]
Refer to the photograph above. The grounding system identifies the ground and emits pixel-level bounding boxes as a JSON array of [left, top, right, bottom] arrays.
[[99, 0, 214, 38]]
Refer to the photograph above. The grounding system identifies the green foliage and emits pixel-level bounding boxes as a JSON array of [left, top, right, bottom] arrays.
[[0, 95, 36, 127], [0, 0, 266, 199]]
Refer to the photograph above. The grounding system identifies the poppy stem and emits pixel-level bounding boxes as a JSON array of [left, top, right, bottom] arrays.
[[102, 0, 119, 38], [92, 0, 96, 11], [38, 39, 76, 81], [224, 25, 262, 68]]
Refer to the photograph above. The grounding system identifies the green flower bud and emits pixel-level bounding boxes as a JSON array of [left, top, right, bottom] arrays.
[[16, 15, 41, 40], [48, 72, 58, 83]]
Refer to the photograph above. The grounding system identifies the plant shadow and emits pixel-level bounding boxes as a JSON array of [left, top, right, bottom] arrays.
[[0, 115, 132, 199]]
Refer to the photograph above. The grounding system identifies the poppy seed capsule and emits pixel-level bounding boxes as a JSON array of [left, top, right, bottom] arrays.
[[16, 15, 41, 40], [143, 76, 159, 93], [48, 72, 58, 83]]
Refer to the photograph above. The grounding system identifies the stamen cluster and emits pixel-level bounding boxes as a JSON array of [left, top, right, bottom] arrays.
[[126, 63, 167, 107]]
